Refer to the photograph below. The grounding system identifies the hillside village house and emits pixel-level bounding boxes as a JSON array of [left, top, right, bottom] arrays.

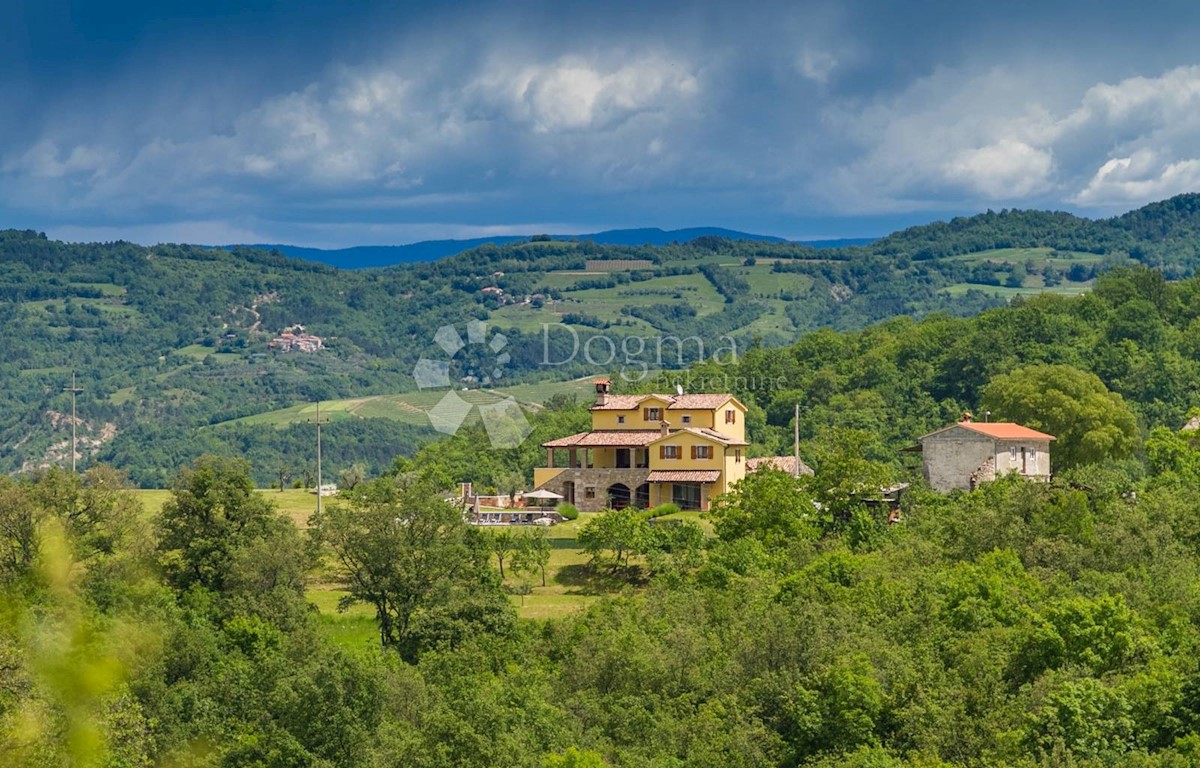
[[916, 418, 1055, 492], [534, 380, 769, 512]]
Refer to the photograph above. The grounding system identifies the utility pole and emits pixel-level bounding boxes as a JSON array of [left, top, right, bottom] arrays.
[[309, 402, 330, 516], [63, 373, 84, 473], [794, 403, 800, 477]]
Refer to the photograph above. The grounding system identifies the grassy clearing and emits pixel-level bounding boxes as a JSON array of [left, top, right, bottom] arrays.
[[133, 488, 319, 527], [495, 512, 618, 620], [946, 247, 1105, 264], [489, 304, 570, 333], [131, 490, 676, 643], [560, 273, 726, 323], [220, 378, 598, 429], [19, 366, 73, 377], [108, 386, 137, 405], [941, 281, 1095, 298], [737, 264, 815, 297], [69, 282, 127, 297], [177, 344, 214, 359]]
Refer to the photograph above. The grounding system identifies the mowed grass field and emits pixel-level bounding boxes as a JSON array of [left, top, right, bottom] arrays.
[[132, 489, 677, 649], [218, 377, 598, 429]]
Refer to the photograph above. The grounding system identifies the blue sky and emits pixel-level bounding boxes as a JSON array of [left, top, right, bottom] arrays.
[[3, 0, 1200, 247]]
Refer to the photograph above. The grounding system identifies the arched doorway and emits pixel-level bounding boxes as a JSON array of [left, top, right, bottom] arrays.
[[635, 483, 650, 509], [607, 483, 631, 509]]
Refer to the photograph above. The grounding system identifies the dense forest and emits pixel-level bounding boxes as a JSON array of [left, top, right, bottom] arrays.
[[4, 194, 1200, 483]]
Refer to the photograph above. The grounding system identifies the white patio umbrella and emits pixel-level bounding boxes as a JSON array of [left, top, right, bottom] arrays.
[[523, 488, 564, 501]]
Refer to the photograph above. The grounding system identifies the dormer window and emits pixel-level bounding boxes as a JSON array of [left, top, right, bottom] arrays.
[[645, 407, 662, 421], [725, 409, 737, 424]]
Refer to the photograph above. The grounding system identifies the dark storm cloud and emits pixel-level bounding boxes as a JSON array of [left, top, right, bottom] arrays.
[[3, 0, 1200, 245]]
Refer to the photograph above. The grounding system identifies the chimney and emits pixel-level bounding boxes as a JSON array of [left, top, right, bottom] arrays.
[[660, 420, 670, 437], [594, 378, 611, 407]]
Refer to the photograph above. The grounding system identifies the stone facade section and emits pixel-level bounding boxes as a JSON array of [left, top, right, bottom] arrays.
[[536, 468, 651, 512], [920, 425, 1052, 492]]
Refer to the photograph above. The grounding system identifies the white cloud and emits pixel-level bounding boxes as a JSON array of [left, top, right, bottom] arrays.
[[4, 140, 116, 179], [1, 49, 701, 220], [796, 49, 838, 85], [476, 54, 699, 133], [1072, 150, 1200, 206], [823, 64, 1200, 213], [945, 139, 1054, 198]]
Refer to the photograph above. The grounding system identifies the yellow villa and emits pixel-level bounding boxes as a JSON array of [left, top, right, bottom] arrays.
[[533, 379, 752, 512]]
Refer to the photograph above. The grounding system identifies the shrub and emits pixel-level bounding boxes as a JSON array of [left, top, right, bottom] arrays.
[[643, 503, 681, 520], [557, 503, 580, 521]]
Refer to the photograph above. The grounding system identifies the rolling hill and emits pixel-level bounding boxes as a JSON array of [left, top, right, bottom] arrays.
[[233, 226, 794, 268], [4, 194, 1200, 483]]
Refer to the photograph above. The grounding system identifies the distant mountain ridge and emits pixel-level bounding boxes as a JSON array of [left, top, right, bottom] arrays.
[[232, 227, 875, 269]]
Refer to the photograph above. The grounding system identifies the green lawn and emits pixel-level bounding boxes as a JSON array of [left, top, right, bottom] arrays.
[[134, 488, 319, 528], [131, 487, 693, 646]]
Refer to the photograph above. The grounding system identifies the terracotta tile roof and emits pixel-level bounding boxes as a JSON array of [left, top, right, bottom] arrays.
[[541, 430, 662, 448], [646, 427, 746, 446], [698, 427, 748, 445], [591, 393, 738, 411], [591, 394, 654, 410], [646, 470, 722, 483], [919, 422, 1055, 441], [746, 456, 814, 476], [671, 394, 737, 409], [957, 422, 1055, 440]]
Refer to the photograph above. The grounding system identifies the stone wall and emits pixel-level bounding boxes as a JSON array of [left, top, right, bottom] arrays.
[[923, 428, 1054, 492], [536, 468, 652, 512], [922, 430, 996, 492]]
